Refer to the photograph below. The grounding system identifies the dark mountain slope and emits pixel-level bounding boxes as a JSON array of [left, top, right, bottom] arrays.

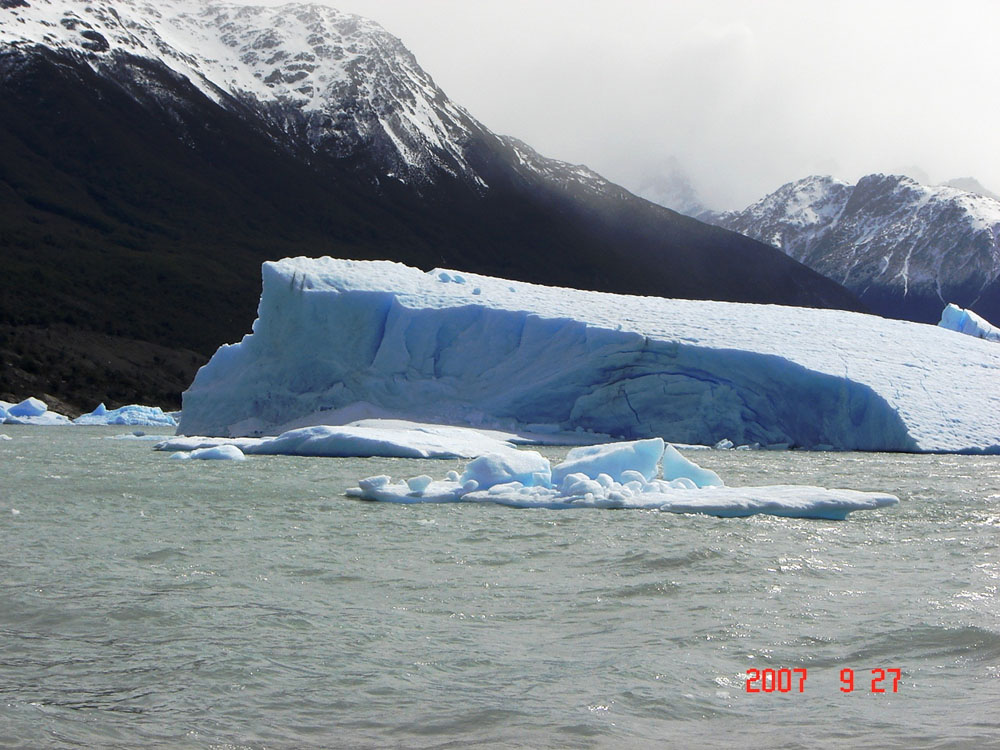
[[0, 45, 863, 412]]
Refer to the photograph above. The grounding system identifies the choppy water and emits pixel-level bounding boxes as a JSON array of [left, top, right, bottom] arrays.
[[1, 426, 999, 749]]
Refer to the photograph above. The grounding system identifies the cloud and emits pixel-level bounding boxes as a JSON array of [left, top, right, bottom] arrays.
[[253, 0, 1000, 210]]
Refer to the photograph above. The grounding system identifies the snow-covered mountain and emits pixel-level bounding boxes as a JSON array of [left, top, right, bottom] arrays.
[[704, 174, 1000, 323], [0, 0, 862, 411], [0, 0, 621, 193]]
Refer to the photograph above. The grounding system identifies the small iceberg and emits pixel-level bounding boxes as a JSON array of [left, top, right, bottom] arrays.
[[347, 438, 899, 520], [156, 420, 519, 459], [171, 445, 247, 461], [75, 403, 178, 427], [1, 398, 71, 426], [938, 303, 1000, 343]]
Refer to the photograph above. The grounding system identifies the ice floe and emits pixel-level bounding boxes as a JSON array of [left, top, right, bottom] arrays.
[[156, 420, 518, 459], [347, 437, 898, 520], [170, 445, 247, 461]]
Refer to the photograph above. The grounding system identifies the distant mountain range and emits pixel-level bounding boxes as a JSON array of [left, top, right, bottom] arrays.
[[0, 0, 862, 411], [700, 174, 1000, 324]]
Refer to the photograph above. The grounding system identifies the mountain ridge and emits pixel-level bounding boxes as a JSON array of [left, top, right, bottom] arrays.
[[703, 173, 1000, 323], [0, 0, 865, 411]]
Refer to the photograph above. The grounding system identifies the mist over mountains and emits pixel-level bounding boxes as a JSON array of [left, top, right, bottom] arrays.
[[0, 0, 863, 411]]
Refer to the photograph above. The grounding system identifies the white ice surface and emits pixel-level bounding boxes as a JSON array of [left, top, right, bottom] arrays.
[[939, 303, 1000, 343], [347, 438, 898, 520], [181, 258, 1000, 453], [157, 420, 518, 459]]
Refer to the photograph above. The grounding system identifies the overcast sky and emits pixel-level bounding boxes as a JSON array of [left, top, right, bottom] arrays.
[[264, 0, 999, 210]]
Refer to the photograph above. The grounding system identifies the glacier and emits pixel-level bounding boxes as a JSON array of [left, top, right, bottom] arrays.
[[939, 303, 1000, 343], [179, 258, 1000, 454], [346, 438, 899, 520]]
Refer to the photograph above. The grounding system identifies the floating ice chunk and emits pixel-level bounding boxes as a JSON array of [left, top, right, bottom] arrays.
[[0, 434, 11, 441], [185, 445, 246, 461], [9, 397, 47, 418], [156, 421, 515, 459], [460, 450, 551, 490], [714, 439, 734, 450], [3, 406, 72, 426], [75, 403, 178, 426], [358, 475, 391, 491], [551, 438, 664, 485], [108, 433, 174, 442], [662, 444, 723, 488], [938, 303, 1000, 343], [346, 439, 899, 519], [406, 475, 433, 494], [1, 396, 74, 425], [654, 485, 899, 520]]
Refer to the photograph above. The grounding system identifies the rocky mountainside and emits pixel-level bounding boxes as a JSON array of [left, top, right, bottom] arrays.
[[0, 0, 863, 410], [704, 174, 1000, 323]]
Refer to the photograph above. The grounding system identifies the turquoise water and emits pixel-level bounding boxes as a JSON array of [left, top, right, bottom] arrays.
[[1, 426, 998, 748]]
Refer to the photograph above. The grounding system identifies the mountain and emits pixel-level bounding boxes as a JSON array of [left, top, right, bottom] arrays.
[[704, 174, 1000, 323], [942, 177, 1000, 202], [0, 0, 863, 411], [632, 156, 707, 217]]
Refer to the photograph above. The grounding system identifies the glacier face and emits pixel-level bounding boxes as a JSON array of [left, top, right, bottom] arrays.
[[705, 173, 1000, 324], [179, 259, 1000, 453]]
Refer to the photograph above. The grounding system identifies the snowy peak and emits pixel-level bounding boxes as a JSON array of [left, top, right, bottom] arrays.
[[710, 175, 852, 259], [0, 0, 485, 182], [706, 172, 1000, 322]]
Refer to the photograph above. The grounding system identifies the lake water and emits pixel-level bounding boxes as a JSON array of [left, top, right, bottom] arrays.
[[1, 426, 998, 748]]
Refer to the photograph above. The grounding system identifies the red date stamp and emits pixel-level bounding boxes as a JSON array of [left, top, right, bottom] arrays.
[[745, 668, 901, 693]]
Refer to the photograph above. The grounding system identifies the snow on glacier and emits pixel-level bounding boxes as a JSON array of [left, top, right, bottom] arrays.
[[939, 303, 1000, 343], [179, 258, 1000, 453], [346, 437, 899, 520]]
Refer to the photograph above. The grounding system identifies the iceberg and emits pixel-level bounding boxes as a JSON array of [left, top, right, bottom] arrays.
[[156, 419, 520, 459], [347, 438, 899, 520], [75, 403, 179, 427], [180, 258, 1000, 453], [73, 404, 177, 427], [1, 398, 71, 426], [938, 303, 1000, 343], [8, 397, 47, 418]]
